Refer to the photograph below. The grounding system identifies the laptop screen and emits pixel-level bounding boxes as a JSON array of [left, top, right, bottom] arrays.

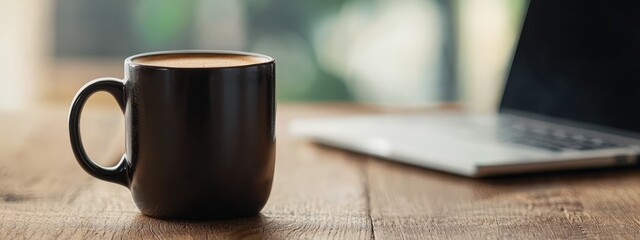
[[500, 0, 640, 134]]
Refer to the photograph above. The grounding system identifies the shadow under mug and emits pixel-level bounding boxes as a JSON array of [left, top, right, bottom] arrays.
[[68, 50, 276, 220]]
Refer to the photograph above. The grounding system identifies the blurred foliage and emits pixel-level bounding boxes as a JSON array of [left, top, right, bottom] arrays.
[[54, 0, 525, 103], [55, 0, 354, 102]]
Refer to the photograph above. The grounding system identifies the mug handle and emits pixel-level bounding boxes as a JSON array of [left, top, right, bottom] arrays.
[[68, 78, 130, 187]]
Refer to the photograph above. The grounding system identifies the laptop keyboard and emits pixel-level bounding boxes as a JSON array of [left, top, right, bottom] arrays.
[[496, 122, 627, 152]]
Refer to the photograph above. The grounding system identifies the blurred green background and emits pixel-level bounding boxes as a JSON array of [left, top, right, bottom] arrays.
[[0, 0, 527, 110]]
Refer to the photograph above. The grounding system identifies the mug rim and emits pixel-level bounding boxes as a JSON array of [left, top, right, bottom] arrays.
[[125, 50, 275, 70]]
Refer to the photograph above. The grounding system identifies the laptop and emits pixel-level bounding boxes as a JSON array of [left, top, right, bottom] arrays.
[[289, 0, 640, 177]]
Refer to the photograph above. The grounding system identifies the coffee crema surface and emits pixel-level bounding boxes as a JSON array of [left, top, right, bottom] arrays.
[[132, 53, 270, 68]]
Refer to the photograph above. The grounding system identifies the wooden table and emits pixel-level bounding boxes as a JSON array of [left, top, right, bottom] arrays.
[[1, 103, 640, 239]]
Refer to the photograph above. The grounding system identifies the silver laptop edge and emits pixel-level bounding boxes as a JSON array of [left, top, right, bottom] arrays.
[[289, 112, 640, 177]]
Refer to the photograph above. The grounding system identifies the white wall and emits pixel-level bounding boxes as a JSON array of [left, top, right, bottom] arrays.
[[0, 0, 51, 109], [458, 0, 526, 112]]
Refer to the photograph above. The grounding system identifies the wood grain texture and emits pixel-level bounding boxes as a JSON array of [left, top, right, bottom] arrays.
[[0, 104, 376, 239], [1, 103, 640, 239], [365, 148, 640, 239]]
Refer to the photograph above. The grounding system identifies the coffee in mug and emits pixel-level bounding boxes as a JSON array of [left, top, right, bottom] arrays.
[[132, 53, 267, 68], [68, 50, 276, 220]]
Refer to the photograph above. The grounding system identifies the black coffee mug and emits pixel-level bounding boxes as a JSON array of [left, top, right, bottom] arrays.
[[69, 50, 276, 219]]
